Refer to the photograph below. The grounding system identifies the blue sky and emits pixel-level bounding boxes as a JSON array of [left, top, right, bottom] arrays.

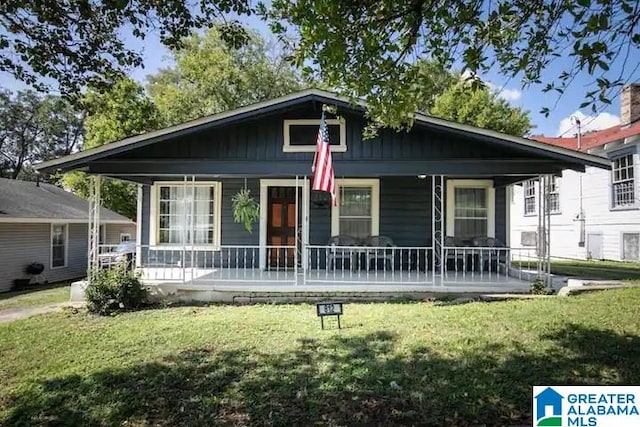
[[2, 14, 637, 137]]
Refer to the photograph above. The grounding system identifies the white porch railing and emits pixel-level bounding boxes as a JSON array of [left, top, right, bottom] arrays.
[[98, 244, 540, 287], [441, 246, 539, 283], [99, 244, 297, 284], [305, 245, 433, 285]]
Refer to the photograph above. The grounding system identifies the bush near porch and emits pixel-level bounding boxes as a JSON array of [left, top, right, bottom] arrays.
[[1, 287, 639, 426]]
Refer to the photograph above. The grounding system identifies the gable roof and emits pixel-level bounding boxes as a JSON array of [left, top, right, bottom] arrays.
[[0, 178, 133, 223], [34, 88, 610, 173], [533, 121, 640, 152]]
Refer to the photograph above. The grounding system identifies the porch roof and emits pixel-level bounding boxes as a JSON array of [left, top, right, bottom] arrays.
[[34, 89, 610, 178]]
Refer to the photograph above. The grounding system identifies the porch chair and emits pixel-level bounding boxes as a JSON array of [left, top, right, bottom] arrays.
[[444, 236, 466, 271], [327, 235, 358, 271], [364, 235, 396, 270], [470, 236, 507, 272]]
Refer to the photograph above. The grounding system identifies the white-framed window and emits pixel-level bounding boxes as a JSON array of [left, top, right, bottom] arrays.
[[548, 176, 561, 214], [612, 154, 635, 208], [331, 179, 380, 239], [524, 179, 537, 215], [283, 118, 347, 153], [446, 180, 495, 241], [150, 181, 222, 247], [50, 223, 68, 268], [622, 233, 640, 261], [120, 233, 132, 242]]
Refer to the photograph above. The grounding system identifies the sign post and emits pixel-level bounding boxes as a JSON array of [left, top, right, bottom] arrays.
[[316, 302, 343, 329]]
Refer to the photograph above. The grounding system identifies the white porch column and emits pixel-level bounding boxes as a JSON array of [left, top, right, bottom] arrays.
[[431, 175, 445, 285], [87, 175, 101, 282], [537, 175, 552, 285], [135, 184, 142, 268]]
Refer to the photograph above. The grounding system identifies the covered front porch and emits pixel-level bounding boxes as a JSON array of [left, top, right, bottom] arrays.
[[35, 89, 610, 300], [100, 231, 542, 293]]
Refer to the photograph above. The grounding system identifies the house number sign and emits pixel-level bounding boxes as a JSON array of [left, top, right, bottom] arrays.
[[316, 302, 343, 329]]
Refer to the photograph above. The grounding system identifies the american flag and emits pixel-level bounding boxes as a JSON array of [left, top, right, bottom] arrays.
[[312, 112, 336, 206]]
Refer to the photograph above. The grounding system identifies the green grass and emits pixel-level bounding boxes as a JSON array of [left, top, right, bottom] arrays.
[[1, 288, 639, 426], [549, 259, 640, 280], [514, 259, 640, 280], [0, 284, 70, 311]]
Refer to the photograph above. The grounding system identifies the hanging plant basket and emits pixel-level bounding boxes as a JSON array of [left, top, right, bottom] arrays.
[[232, 188, 260, 233]]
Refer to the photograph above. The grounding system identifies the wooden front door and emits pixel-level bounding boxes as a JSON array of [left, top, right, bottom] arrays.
[[267, 186, 298, 268]]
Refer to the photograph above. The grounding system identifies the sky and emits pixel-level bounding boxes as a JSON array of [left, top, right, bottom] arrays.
[[1, 14, 638, 138]]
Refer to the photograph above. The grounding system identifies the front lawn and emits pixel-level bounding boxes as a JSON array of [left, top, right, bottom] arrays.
[[0, 283, 70, 311], [549, 259, 640, 280], [1, 288, 639, 426]]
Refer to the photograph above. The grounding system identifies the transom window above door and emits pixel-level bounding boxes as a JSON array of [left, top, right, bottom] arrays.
[[331, 179, 380, 239]]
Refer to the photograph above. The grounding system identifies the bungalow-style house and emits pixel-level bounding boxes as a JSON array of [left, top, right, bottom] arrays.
[[0, 178, 135, 292], [510, 83, 640, 262], [35, 89, 610, 301]]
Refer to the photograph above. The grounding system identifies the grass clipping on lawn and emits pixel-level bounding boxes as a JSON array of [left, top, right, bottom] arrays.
[[1, 288, 639, 426]]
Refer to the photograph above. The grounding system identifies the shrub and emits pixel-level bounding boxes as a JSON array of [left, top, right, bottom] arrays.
[[529, 278, 549, 295], [85, 266, 148, 315]]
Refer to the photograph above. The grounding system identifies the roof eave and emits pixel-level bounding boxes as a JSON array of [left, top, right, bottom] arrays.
[[413, 113, 611, 170]]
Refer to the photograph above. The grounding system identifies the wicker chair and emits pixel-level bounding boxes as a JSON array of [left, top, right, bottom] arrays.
[[363, 235, 396, 270], [327, 235, 358, 271]]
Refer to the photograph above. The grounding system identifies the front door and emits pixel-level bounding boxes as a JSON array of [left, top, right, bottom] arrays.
[[267, 186, 298, 268]]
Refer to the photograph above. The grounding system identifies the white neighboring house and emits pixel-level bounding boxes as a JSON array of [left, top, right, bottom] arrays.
[[510, 84, 640, 262], [0, 178, 136, 292]]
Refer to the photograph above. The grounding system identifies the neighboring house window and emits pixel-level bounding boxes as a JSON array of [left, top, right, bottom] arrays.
[[154, 182, 222, 246], [622, 233, 640, 261], [283, 119, 346, 153], [51, 224, 67, 268], [120, 233, 131, 242], [524, 179, 537, 215], [548, 177, 561, 214], [612, 154, 635, 208], [446, 180, 495, 241], [331, 179, 380, 239]]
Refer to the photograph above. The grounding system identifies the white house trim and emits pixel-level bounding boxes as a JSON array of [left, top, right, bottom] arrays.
[[149, 180, 223, 248], [259, 178, 310, 270], [446, 179, 496, 238], [282, 118, 347, 153], [331, 178, 380, 237], [136, 185, 143, 267]]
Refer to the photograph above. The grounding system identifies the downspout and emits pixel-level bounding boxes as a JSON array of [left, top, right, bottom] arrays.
[[576, 118, 586, 248]]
